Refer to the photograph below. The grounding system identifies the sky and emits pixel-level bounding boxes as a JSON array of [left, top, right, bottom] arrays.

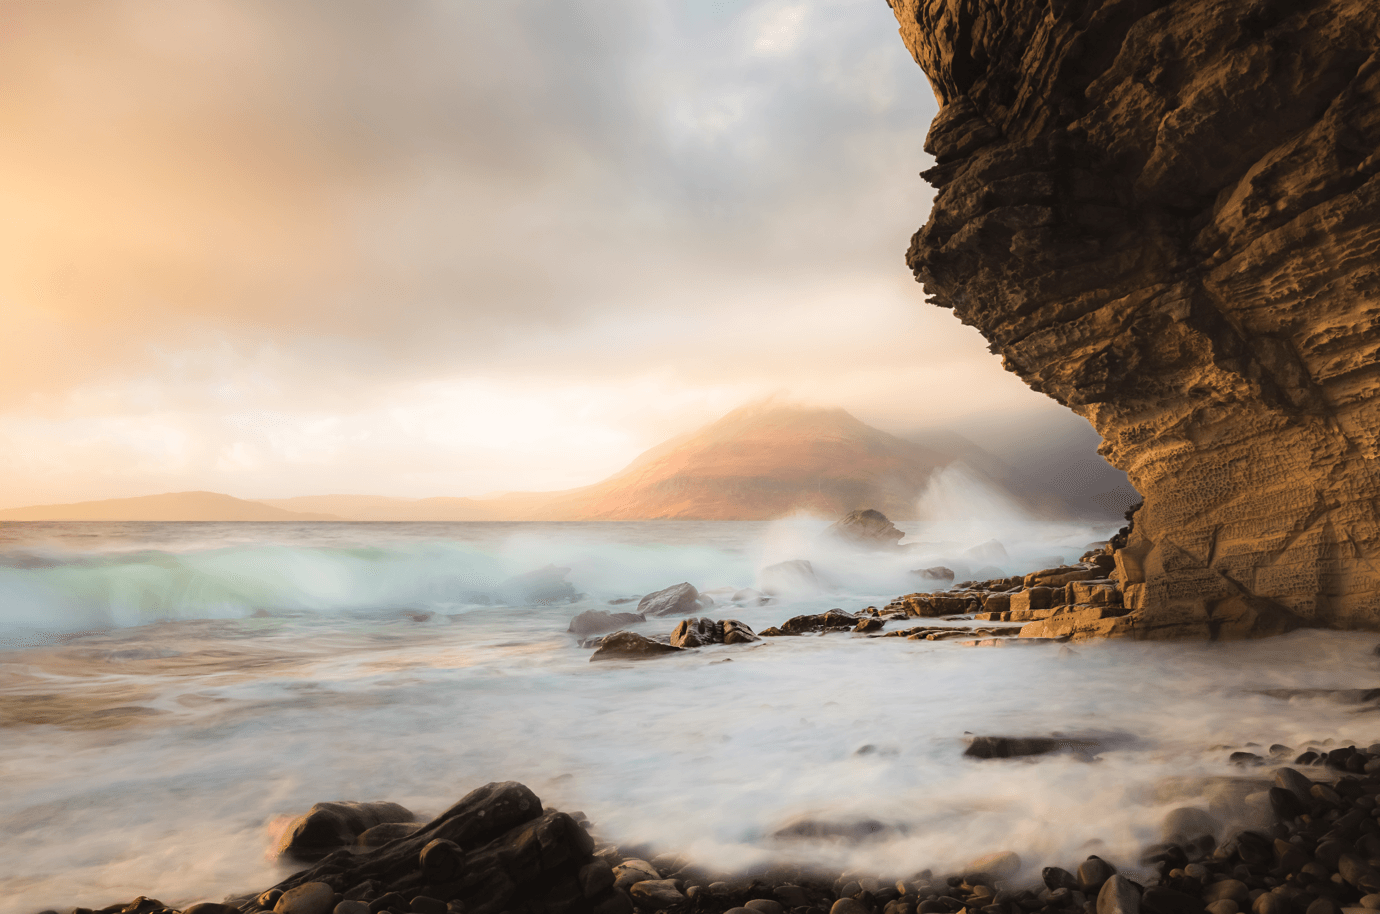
[[0, 0, 1075, 508]]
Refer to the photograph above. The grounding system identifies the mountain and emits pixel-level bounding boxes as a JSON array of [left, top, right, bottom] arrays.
[[2, 404, 1135, 522], [0, 491, 339, 522], [525, 403, 955, 519]]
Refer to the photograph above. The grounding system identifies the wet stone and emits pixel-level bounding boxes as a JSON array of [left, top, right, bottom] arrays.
[[1098, 878, 1142, 914], [629, 879, 686, 908], [1268, 787, 1307, 820], [1078, 857, 1117, 893], [275, 883, 335, 914], [419, 838, 465, 882]]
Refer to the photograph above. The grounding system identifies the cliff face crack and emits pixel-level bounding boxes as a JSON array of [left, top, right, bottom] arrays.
[[892, 0, 1380, 635]]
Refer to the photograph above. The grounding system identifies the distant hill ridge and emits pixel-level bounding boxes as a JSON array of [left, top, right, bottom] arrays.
[[0, 404, 1137, 521], [0, 491, 338, 522]]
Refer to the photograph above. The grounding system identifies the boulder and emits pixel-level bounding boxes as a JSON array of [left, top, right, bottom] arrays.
[[964, 735, 1109, 760], [589, 631, 683, 661], [670, 617, 722, 648], [721, 619, 760, 644], [277, 801, 417, 862], [637, 583, 708, 617], [668, 617, 760, 648], [250, 781, 620, 914], [826, 509, 905, 549], [913, 566, 955, 583], [568, 610, 646, 637]]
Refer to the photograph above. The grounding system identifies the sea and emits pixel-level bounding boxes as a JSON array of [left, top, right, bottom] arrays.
[[2, 515, 1379, 914]]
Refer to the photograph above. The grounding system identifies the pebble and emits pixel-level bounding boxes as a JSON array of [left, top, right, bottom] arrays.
[[775, 885, 812, 907], [968, 851, 1022, 879], [578, 859, 615, 897], [274, 883, 334, 914], [1254, 894, 1290, 914], [332, 903, 369, 914], [1097, 875, 1140, 914], [1078, 857, 1117, 893], [629, 879, 686, 908], [612, 858, 660, 890], [1207, 903, 1239, 914], [1362, 897, 1380, 911], [746, 900, 785, 914], [1204, 881, 1250, 904], [832, 900, 872, 914]]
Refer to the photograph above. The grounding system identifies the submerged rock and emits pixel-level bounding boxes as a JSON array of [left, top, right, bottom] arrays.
[[772, 816, 897, 842], [963, 734, 1110, 761], [589, 631, 683, 662]]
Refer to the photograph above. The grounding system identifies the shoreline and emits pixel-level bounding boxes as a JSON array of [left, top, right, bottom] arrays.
[[40, 741, 1380, 914]]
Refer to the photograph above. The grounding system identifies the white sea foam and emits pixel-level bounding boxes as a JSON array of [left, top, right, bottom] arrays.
[[3, 519, 1377, 914]]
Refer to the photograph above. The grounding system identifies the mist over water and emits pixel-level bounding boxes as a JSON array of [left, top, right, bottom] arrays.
[[3, 514, 1379, 914]]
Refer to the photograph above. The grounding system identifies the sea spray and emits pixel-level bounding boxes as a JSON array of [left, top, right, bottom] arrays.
[[7, 521, 1373, 913]]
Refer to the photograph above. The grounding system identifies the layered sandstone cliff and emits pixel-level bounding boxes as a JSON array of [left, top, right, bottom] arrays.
[[890, 0, 1380, 637]]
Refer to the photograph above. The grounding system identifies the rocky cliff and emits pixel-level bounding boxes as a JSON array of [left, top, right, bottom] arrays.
[[890, 0, 1380, 637]]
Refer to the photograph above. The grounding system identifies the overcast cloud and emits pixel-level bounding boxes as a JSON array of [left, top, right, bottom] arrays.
[[0, 0, 1068, 506]]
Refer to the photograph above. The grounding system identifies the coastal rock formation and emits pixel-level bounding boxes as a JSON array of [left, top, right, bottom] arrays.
[[890, 0, 1380, 635], [241, 782, 626, 914], [826, 509, 905, 549]]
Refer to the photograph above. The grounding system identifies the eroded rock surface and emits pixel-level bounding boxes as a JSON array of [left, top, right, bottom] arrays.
[[890, 0, 1380, 636]]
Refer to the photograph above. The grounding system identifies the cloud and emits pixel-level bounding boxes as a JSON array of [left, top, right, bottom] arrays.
[[0, 0, 1064, 507]]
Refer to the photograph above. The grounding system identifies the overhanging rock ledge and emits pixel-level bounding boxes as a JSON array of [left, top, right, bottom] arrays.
[[889, 0, 1380, 637]]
